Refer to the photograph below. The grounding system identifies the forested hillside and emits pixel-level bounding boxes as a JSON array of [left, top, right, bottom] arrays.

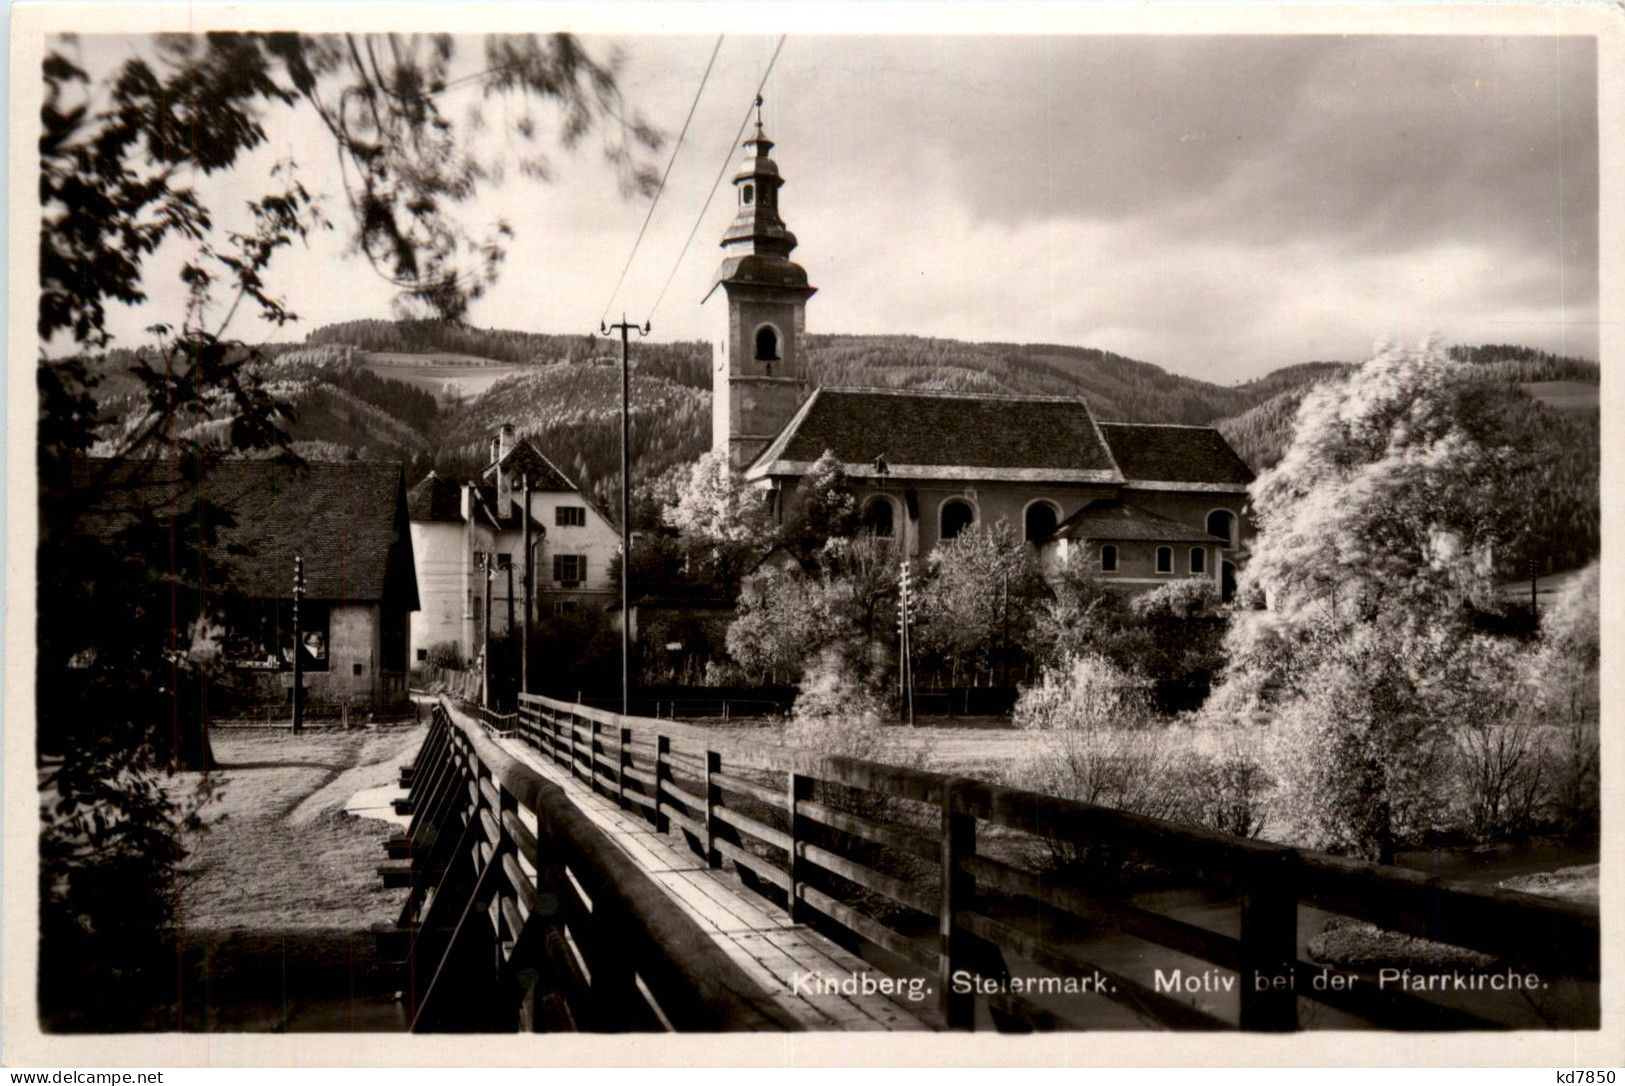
[[239, 322, 1599, 573]]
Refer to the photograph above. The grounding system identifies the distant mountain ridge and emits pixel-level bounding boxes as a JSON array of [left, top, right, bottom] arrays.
[[276, 323, 1596, 568]]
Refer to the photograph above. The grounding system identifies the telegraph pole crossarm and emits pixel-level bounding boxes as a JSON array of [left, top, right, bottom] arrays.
[[599, 315, 650, 717]]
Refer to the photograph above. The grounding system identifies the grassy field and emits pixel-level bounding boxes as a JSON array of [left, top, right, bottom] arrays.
[[169, 722, 425, 1030], [359, 351, 524, 400]]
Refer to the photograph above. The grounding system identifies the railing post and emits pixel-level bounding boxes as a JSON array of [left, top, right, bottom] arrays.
[[1238, 849, 1299, 1031], [653, 735, 671, 833], [704, 750, 722, 868], [939, 778, 975, 1030], [788, 771, 811, 923], [590, 719, 602, 795], [618, 726, 632, 810], [569, 711, 582, 783]]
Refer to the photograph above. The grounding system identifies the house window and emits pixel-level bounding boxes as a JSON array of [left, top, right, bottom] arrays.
[[1100, 544, 1118, 572], [416, 648, 428, 662], [1207, 509, 1237, 549], [754, 325, 780, 362], [552, 600, 579, 616], [554, 554, 586, 585], [1190, 547, 1206, 574], [863, 497, 894, 538], [1156, 546, 1173, 574], [940, 499, 976, 541], [556, 505, 586, 527], [496, 552, 511, 569], [1024, 501, 1060, 544]]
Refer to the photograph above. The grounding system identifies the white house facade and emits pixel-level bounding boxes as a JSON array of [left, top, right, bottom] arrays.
[[407, 425, 619, 665]]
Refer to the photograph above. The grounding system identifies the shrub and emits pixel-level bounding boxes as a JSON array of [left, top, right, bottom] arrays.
[[1177, 730, 1273, 839], [1011, 655, 1186, 877], [786, 648, 902, 765], [1266, 628, 1457, 861], [423, 640, 463, 669]]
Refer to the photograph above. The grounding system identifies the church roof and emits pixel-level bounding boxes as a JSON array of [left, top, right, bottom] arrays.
[[1097, 423, 1255, 489], [745, 387, 1123, 484], [1055, 499, 1226, 544]]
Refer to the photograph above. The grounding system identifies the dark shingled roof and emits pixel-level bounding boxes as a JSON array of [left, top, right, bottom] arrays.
[[753, 388, 1118, 476], [484, 440, 573, 492], [73, 459, 418, 605], [1055, 499, 1225, 544], [408, 472, 464, 523], [1098, 423, 1254, 487]]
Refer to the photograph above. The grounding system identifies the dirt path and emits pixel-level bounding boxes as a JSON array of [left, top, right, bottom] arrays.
[[169, 722, 427, 1030]]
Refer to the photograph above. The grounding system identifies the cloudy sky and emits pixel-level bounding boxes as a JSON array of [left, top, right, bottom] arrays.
[[89, 31, 1598, 384]]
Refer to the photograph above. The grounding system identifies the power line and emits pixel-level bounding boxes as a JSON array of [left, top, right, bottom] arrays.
[[598, 34, 725, 325], [645, 34, 787, 324]]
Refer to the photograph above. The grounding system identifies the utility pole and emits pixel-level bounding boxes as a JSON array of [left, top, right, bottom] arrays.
[[482, 553, 494, 709], [521, 473, 531, 696], [505, 556, 516, 665], [600, 315, 649, 717], [291, 555, 304, 735], [898, 559, 915, 727]]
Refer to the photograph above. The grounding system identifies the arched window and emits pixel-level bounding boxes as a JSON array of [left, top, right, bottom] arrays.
[[1024, 501, 1060, 544], [1100, 544, 1118, 572], [742, 183, 754, 206], [1155, 546, 1173, 574], [1190, 547, 1206, 574], [863, 497, 894, 538], [940, 499, 975, 541], [754, 325, 780, 362], [1206, 509, 1236, 549]]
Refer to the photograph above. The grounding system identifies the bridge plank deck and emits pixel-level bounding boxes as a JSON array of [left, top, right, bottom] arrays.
[[497, 734, 928, 1031]]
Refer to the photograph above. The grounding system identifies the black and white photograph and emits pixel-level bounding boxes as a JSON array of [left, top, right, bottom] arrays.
[[6, 1, 1619, 1069]]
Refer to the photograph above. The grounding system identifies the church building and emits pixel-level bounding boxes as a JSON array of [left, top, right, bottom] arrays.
[[706, 102, 1255, 597]]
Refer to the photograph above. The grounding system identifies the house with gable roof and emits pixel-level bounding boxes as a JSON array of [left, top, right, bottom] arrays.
[[70, 458, 421, 709], [407, 424, 619, 665]]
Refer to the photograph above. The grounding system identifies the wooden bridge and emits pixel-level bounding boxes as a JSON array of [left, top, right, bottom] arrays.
[[377, 693, 1598, 1032]]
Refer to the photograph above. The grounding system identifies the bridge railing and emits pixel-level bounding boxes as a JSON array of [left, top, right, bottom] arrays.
[[514, 691, 1598, 1032], [389, 698, 803, 1032]]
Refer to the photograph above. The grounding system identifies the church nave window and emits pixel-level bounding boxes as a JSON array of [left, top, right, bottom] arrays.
[[1024, 500, 1060, 544], [863, 497, 895, 538], [1155, 546, 1173, 574], [1100, 544, 1118, 572], [940, 499, 975, 541]]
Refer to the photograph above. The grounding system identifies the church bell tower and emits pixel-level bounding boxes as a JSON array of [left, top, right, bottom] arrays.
[[707, 96, 817, 470]]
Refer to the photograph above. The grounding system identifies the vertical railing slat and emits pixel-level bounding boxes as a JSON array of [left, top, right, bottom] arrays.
[[939, 779, 975, 1030]]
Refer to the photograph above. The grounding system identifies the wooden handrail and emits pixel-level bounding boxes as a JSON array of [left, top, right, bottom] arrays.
[[512, 690, 1599, 1031], [392, 698, 802, 1032]]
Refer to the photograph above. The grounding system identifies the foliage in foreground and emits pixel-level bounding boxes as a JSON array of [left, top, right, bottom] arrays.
[[37, 29, 654, 1030]]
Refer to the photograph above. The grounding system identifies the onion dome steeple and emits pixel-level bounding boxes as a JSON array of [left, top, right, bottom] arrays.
[[707, 95, 814, 298], [721, 96, 798, 258]]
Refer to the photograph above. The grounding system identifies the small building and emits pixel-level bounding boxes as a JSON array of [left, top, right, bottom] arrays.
[[407, 425, 620, 666], [73, 459, 421, 709]]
